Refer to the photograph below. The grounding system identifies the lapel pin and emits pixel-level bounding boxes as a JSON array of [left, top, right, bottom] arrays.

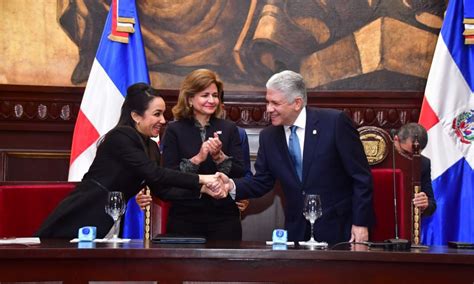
[[313, 130, 317, 135]]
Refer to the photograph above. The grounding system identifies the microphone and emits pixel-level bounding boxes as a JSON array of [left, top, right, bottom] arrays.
[[390, 129, 399, 239], [384, 129, 411, 251]]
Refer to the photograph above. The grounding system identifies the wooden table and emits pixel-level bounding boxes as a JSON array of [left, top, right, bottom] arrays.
[[0, 240, 473, 284]]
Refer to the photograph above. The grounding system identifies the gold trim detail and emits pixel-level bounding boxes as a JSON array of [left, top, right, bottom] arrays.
[[413, 185, 421, 245], [144, 187, 152, 240], [463, 29, 474, 36], [108, 34, 129, 44], [118, 17, 135, 24], [116, 25, 135, 33], [464, 18, 474, 24]]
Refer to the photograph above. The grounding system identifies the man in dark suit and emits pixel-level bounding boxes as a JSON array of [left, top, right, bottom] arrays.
[[225, 70, 374, 244], [394, 123, 436, 216]]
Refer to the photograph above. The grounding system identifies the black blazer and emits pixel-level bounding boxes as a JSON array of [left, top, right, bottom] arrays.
[[36, 126, 201, 238], [235, 108, 374, 243], [162, 117, 244, 218]]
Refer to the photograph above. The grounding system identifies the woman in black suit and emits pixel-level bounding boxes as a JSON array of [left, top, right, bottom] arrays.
[[138, 69, 245, 240], [35, 83, 227, 239]]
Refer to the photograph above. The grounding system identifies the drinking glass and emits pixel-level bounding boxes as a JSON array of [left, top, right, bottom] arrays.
[[302, 194, 327, 247], [104, 191, 126, 241]]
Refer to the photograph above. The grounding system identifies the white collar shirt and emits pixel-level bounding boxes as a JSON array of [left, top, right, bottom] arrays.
[[284, 107, 306, 158]]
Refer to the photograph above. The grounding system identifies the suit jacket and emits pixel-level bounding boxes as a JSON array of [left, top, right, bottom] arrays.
[[421, 155, 436, 216], [236, 108, 374, 243], [36, 126, 201, 238], [238, 126, 253, 178]]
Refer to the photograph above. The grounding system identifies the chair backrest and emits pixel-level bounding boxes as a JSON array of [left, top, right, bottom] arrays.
[[370, 168, 408, 241], [359, 126, 421, 242], [0, 182, 75, 237], [147, 198, 170, 239]]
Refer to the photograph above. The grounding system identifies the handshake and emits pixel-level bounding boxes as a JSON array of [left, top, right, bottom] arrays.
[[135, 172, 233, 210], [199, 172, 232, 199]]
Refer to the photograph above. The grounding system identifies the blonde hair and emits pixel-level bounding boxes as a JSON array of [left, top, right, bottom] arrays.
[[172, 69, 224, 120]]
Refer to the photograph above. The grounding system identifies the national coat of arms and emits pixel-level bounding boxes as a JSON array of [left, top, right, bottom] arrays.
[[452, 110, 474, 144]]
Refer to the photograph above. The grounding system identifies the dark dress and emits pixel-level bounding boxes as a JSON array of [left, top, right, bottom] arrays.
[[162, 117, 245, 240], [35, 126, 201, 239]]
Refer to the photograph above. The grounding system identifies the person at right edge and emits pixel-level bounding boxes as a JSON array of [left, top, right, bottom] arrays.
[[223, 70, 374, 245], [394, 123, 436, 217]]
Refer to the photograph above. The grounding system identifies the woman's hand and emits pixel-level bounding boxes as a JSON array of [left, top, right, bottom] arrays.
[[208, 132, 227, 163], [135, 189, 152, 210], [190, 141, 210, 165], [199, 173, 217, 185], [201, 184, 227, 199]]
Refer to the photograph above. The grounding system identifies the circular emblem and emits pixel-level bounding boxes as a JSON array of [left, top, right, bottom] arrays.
[[276, 230, 284, 238], [452, 110, 474, 144], [360, 133, 388, 165]]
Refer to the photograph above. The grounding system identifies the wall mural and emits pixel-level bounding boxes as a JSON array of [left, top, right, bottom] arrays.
[[1, 0, 446, 91]]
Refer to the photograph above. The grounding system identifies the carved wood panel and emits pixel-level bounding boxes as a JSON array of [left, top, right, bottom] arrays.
[[0, 84, 423, 182]]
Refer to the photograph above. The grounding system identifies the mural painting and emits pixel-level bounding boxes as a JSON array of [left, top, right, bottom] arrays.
[[1, 0, 447, 90]]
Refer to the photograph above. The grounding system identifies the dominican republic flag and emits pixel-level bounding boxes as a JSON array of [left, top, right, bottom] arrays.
[[419, 0, 474, 245], [68, 0, 148, 239]]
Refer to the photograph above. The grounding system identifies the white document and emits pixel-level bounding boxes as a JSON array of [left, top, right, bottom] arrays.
[[70, 238, 131, 243], [0, 237, 41, 245]]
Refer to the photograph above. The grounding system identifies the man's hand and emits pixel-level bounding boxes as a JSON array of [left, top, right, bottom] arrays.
[[214, 172, 232, 194], [413, 192, 429, 212], [349, 225, 369, 243], [236, 199, 249, 212], [200, 172, 230, 199], [135, 189, 152, 210]]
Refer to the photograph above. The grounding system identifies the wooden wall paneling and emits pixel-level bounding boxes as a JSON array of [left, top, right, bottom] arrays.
[[0, 152, 5, 181], [1, 85, 424, 132], [0, 150, 70, 182], [0, 84, 82, 133], [0, 85, 80, 181]]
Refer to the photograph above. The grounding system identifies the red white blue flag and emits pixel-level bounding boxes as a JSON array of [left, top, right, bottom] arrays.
[[419, 0, 474, 245], [68, 0, 148, 239]]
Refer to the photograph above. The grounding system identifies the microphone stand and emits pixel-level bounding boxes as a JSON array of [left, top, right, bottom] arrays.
[[384, 130, 411, 251]]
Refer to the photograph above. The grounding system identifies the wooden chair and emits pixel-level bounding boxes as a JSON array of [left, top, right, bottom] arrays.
[[143, 186, 170, 240], [359, 126, 421, 244]]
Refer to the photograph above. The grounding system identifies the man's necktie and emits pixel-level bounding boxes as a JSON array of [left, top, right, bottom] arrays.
[[288, 125, 302, 181]]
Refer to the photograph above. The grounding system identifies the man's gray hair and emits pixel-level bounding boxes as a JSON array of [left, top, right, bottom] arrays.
[[396, 123, 428, 150], [266, 70, 307, 106]]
